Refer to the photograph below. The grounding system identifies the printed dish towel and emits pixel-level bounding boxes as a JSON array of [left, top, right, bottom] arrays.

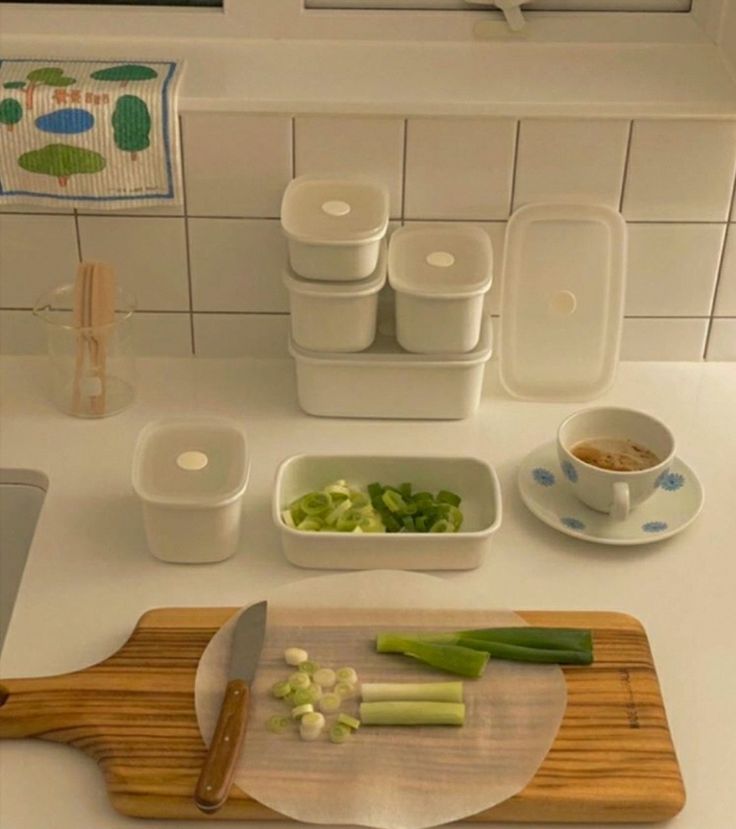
[[0, 59, 183, 208]]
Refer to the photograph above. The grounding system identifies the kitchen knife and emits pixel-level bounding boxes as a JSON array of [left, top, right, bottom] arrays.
[[194, 600, 268, 814]]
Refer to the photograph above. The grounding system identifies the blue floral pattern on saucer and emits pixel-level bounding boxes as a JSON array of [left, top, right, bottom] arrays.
[[561, 460, 578, 483], [561, 517, 586, 531], [656, 471, 685, 491], [642, 521, 668, 533], [532, 468, 555, 487]]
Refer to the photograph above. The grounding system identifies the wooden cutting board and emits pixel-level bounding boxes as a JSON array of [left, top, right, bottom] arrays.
[[0, 609, 685, 823]]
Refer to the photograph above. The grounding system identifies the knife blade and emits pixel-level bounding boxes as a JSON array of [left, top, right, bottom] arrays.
[[194, 600, 268, 814]]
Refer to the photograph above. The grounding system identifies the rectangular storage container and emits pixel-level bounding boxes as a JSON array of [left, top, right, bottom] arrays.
[[273, 453, 502, 570], [281, 175, 389, 281], [284, 241, 386, 352], [389, 224, 493, 354], [289, 315, 493, 420]]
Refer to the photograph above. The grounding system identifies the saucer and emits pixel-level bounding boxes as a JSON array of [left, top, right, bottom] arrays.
[[518, 442, 704, 546]]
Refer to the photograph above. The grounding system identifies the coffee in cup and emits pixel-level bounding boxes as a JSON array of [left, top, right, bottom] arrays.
[[557, 408, 676, 521], [571, 438, 660, 472]]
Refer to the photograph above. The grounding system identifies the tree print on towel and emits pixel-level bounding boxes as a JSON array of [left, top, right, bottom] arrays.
[[18, 144, 106, 188], [112, 95, 151, 162], [91, 64, 158, 88], [22, 67, 76, 111], [0, 98, 22, 132]]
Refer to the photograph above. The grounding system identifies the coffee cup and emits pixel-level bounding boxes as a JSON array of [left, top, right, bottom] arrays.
[[556, 407, 676, 521]]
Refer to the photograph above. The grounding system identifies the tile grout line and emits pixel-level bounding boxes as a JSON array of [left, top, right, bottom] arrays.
[[618, 119, 634, 215], [73, 209, 82, 262], [702, 221, 733, 359], [702, 164, 736, 358], [507, 119, 521, 216], [291, 116, 297, 179], [179, 114, 197, 356], [400, 118, 408, 225]]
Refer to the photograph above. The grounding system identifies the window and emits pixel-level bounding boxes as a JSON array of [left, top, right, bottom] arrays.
[[307, 1, 691, 10]]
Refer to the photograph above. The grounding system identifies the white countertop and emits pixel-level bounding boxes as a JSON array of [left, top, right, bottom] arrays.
[[1, 355, 735, 829]]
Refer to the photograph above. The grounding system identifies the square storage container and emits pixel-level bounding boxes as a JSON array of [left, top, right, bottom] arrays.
[[132, 417, 249, 564], [389, 224, 493, 353], [289, 315, 493, 420], [281, 175, 389, 280], [273, 453, 502, 570], [284, 241, 386, 352]]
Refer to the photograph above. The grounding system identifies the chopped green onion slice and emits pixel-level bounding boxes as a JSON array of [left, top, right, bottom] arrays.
[[298, 660, 319, 675], [299, 725, 322, 741], [297, 517, 323, 532], [437, 489, 461, 507], [284, 647, 308, 666], [336, 667, 358, 684], [382, 489, 407, 514], [337, 713, 361, 730], [271, 680, 292, 699], [300, 711, 325, 730], [291, 703, 314, 719], [318, 692, 342, 713], [300, 491, 332, 515], [334, 681, 357, 699], [289, 672, 311, 690], [281, 509, 296, 529], [329, 724, 351, 744], [266, 714, 291, 734], [291, 687, 319, 707], [430, 519, 453, 533]]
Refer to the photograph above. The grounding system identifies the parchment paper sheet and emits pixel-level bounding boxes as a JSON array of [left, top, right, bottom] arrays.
[[195, 571, 566, 829]]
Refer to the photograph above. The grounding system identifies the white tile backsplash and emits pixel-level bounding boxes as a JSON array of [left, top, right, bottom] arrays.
[[183, 113, 292, 217], [405, 118, 516, 221], [0, 310, 45, 354], [713, 226, 736, 316], [620, 318, 708, 361], [77, 216, 189, 311], [513, 119, 629, 210], [2, 112, 735, 361], [189, 218, 288, 312], [295, 117, 404, 218], [194, 313, 290, 357], [0, 214, 79, 307], [133, 313, 193, 356], [706, 318, 736, 360], [625, 223, 726, 317], [622, 120, 736, 221]]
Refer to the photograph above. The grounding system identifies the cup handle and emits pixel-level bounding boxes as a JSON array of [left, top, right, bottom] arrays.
[[611, 482, 630, 521]]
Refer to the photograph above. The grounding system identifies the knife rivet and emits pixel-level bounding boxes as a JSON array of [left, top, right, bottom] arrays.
[[225, 736, 230, 742]]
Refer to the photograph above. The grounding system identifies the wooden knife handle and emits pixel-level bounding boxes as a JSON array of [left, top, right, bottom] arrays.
[[194, 678, 250, 814]]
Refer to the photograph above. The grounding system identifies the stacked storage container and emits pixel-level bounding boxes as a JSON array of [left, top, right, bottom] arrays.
[[281, 177, 494, 420]]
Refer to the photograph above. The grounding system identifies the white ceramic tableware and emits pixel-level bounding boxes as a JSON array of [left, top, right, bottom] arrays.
[[273, 454, 502, 570], [388, 224, 493, 354], [283, 241, 386, 352], [557, 407, 676, 520], [519, 441, 703, 545], [281, 175, 389, 281], [289, 315, 493, 420], [132, 417, 249, 563]]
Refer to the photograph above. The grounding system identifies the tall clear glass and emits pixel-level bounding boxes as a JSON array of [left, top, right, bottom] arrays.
[[33, 283, 137, 418]]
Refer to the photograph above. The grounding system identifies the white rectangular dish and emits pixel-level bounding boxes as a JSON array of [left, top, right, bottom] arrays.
[[289, 315, 493, 420], [273, 454, 502, 570]]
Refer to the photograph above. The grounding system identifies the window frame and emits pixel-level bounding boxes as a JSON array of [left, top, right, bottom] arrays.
[[0, 0, 726, 44]]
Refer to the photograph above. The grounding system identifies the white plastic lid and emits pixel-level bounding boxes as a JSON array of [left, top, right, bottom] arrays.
[[498, 203, 627, 401], [283, 240, 387, 297], [290, 314, 493, 366], [132, 417, 249, 508], [281, 176, 389, 246], [388, 225, 493, 298]]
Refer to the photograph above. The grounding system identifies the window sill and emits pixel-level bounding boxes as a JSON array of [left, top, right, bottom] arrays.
[[2, 34, 735, 118]]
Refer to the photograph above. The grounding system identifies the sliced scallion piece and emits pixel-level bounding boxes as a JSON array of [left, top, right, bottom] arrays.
[[337, 713, 361, 730], [336, 667, 358, 684], [318, 692, 341, 713], [329, 723, 351, 744], [266, 714, 291, 734], [313, 668, 336, 688], [271, 680, 292, 699], [360, 701, 465, 726]]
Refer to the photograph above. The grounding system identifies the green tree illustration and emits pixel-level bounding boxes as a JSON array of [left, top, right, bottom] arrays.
[[24, 67, 75, 111], [3, 81, 26, 90], [18, 144, 106, 188], [91, 64, 158, 88], [0, 98, 22, 132], [112, 95, 151, 162]]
